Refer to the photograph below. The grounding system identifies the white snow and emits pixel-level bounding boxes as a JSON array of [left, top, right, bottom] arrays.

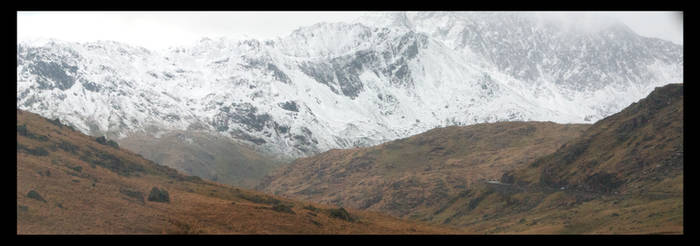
[[16, 12, 683, 159]]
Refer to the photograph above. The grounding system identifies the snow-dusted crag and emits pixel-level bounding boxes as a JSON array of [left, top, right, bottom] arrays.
[[17, 12, 683, 159]]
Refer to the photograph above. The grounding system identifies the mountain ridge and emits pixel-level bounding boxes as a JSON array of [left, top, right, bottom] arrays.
[[17, 12, 682, 157], [17, 12, 682, 186]]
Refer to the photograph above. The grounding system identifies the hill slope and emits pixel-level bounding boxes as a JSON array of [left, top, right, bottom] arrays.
[[258, 121, 589, 220], [258, 84, 682, 234], [17, 110, 460, 234], [117, 131, 285, 188], [423, 84, 683, 233]]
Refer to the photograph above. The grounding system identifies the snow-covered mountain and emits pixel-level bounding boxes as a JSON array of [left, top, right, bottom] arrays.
[[16, 12, 683, 159]]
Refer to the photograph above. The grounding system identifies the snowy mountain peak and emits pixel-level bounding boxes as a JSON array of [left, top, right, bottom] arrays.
[[277, 22, 381, 58], [17, 12, 682, 159]]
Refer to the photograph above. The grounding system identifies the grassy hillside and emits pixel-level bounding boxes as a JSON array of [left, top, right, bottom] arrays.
[[427, 84, 683, 234], [258, 121, 589, 221], [258, 84, 682, 234], [16, 109, 462, 234], [118, 130, 285, 189]]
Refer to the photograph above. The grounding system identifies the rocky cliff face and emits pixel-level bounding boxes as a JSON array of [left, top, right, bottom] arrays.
[[17, 12, 682, 159]]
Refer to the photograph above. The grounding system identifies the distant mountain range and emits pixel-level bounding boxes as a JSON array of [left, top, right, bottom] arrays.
[[17, 12, 682, 185]]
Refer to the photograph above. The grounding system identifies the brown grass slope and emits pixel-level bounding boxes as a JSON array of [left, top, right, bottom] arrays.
[[118, 131, 285, 189], [258, 120, 589, 222], [17, 109, 462, 234], [432, 84, 683, 234]]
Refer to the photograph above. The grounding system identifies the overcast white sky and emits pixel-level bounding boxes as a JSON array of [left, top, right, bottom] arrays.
[[17, 11, 683, 51]]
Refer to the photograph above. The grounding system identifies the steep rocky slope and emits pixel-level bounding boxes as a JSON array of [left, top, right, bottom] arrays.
[[16, 109, 461, 234], [360, 12, 682, 92]]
